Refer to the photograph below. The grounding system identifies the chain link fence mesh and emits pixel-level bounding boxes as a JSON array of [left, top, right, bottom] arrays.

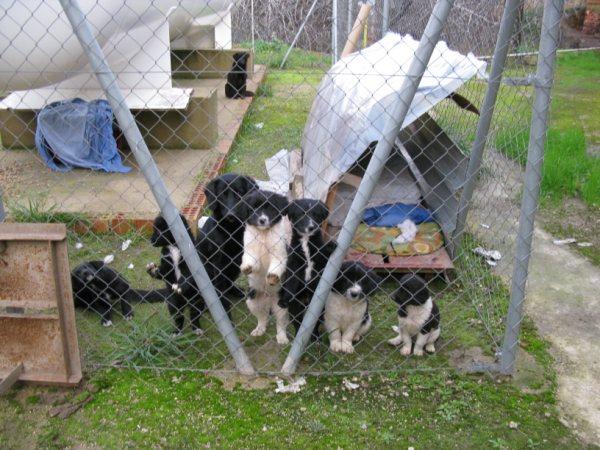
[[0, 0, 564, 376]]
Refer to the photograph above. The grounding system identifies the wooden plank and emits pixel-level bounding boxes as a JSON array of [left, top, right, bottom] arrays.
[[346, 247, 454, 272], [0, 363, 23, 395], [52, 240, 82, 387], [0, 223, 66, 241], [0, 228, 81, 388]]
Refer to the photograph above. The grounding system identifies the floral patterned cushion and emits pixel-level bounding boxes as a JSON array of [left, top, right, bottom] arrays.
[[351, 222, 444, 256]]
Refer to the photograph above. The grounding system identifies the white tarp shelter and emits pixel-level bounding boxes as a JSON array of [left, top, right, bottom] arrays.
[[301, 33, 486, 252], [302, 32, 486, 203]]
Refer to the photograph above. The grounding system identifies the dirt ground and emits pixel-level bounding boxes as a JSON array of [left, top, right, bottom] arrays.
[[470, 148, 600, 444]]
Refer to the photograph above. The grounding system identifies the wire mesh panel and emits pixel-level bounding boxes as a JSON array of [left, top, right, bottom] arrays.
[[0, 0, 563, 376]]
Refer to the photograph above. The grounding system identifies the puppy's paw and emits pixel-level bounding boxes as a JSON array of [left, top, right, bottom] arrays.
[[102, 320, 113, 327], [146, 262, 158, 276], [340, 341, 354, 354], [250, 326, 266, 337], [171, 331, 183, 338], [266, 272, 280, 286], [413, 348, 424, 357], [124, 314, 133, 321], [391, 325, 400, 334], [241, 264, 253, 275], [276, 333, 289, 345], [425, 343, 436, 354], [329, 340, 342, 353], [388, 336, 403, 346], [192, 328, 205, 337], [171, 283, 182, 294], [400, 345, 412, 356]]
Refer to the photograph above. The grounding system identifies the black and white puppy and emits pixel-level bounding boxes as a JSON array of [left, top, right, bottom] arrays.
[[198, 173, 258, 302], [225, 52, 254, 99], [237, 190, 291, 344], [146, 214, 205, 336], [324, 261, 381, 354], [279, 199, 336, 340], [72, 260, 168, 327], [388, 274, 440, 356]]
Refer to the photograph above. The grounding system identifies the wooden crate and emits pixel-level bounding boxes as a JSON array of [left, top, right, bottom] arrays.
[[0, 223, 81, 389]]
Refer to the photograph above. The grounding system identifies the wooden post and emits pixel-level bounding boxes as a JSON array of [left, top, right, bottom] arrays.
[[341, 2, 373, 57], [0, 363, 23, 395]]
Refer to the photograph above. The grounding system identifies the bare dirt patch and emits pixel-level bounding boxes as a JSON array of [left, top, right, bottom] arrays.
[[538, 197, 600, 266]]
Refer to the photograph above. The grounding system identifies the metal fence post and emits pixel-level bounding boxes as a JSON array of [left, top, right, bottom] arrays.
[[500, 0, 564, 374], [280, 0, 321, 69], [332, 0, 339, 63], [382, 0, 390, 35], [0, 188, 5, 222], [347, 0, 354, 35], [451, 0, 525, 255], [282, 0, 456, 375], [58, 0, 255, 376]]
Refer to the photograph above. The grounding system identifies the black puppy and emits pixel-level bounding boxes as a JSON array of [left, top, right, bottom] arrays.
[[146, 213, 205, 336], [198, 173, 259, 302], [324, 261, 381, 354], [72, 260, 168, 326], [279, 199, 336, 340], [388, 274, 440, 356], [225, 52, 254, 99]]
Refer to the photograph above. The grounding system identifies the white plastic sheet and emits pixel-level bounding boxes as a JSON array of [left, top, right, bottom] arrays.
[[302, 33, 486, 202]]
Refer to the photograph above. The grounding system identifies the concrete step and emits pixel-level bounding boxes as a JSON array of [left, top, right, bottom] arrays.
[[171, 48, 254, 79], [0, 85, 218, 150]]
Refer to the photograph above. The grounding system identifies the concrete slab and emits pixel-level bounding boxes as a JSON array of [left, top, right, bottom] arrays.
[[468, 148, 600, 445], [0, 147, 217, 218], [0, 66, 266, 221]]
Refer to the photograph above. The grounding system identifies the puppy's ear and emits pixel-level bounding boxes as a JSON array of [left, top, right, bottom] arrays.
[[179, 213, 193, 238], [273, 193, 290, 215], [363, 268, 381, 296], [235, 192, 251, 221], [150, 215, 165, 246], [240, 175, 258, 195], [313, 201, 329, 223], [286, 201, 300, 221], [204, 178, 221, 212], [322, 239, 337, 257]]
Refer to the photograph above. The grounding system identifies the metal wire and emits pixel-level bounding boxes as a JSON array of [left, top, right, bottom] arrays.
[[0, 0, 563, 377]]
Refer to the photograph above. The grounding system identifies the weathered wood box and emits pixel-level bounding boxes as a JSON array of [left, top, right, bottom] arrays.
[[0, 223, 81, 388]]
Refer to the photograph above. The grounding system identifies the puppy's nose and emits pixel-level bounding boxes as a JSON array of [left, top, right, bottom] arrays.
[[349, 291, 360, 300], [258, 217, 268, 226], [307, 222, 317, 232]]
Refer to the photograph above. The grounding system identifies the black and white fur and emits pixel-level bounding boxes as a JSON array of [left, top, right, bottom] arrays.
[[324, 261, 381, 354], [197, 173, 258, 302], [279, 199, 335, 340], [225, 52, 254, 99], [146, 214, 205, 336], [237, 190, 291, 344], [72, 260, 168, 326], [388, 274, 440, 356]]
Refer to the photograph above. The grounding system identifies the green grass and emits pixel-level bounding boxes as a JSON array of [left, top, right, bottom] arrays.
[[0, 43, 593, 449], [241, 39, 330, 70], [437, 50, 599, 209], [546, 51, 600, 207], [67, 229, 509, 375], [0, 317, 587, 449], [8, 198, 89, 228]]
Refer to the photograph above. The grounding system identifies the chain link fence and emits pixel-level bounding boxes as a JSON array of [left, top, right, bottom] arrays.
[[0, 0, 564, 376]]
